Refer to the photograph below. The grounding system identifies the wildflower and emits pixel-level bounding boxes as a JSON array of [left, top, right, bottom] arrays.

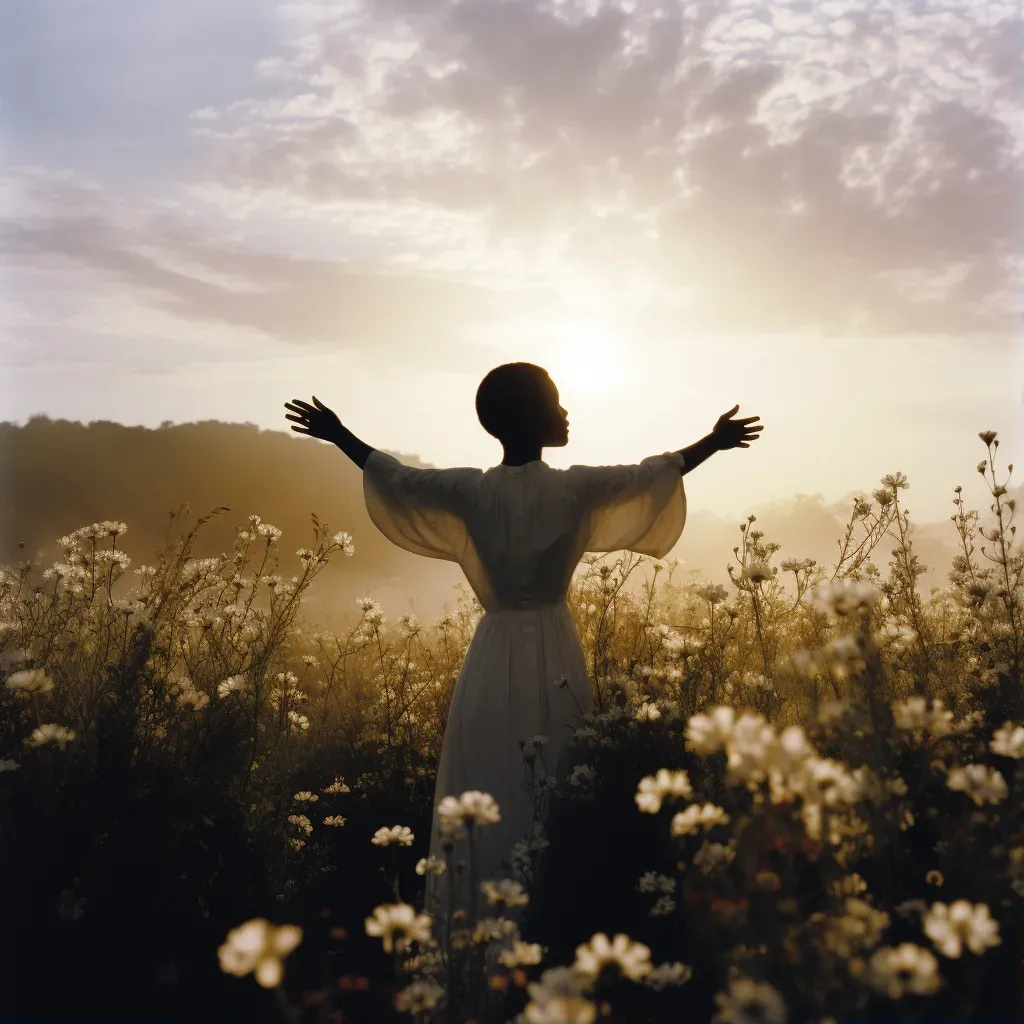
[[694, 841, 736, 874], [372, 825, 414, 847], [499, 940, 543, 967], [524, 967, 597, 1024], [415, 856, 446, 876], [573, 932, 651, 982], [923, 901, 1001, 958], [671, 803, 731, 836], [5, 668, 54, 694], [25, 724, 76, 748], [925, 870, 943, 887], [322, 776, 350, 794], [892, 697, 953, 737], [637, 872, 676, 894], [218, 918, 302, 988], [881, 472, 909, 491], [743, 560, 773, 584], [635, 701, 661, 721], [644, 962, 693, 990], [395, 976, 445, 1013], [286, 710, 310, 731], [293, 791, 318, 803], [288, 814, 312, 836], [473, 916, 518, 942], [979, 430, 997, 446], [217, 675, 247, 698], [323, 815, 346, 827], [946, 764, 1008, 805], [810, 579, 883, 617], [331, 530, 355, 555], [178, 688, 210, 711], [650, 895, 677, 916], [570, 764, 596, 787], [990, 721, 1024, 759], [437, 791, 501, 833], [287, 838, 305, 852], [0, 759, 20, 772], [481, 879, 529, 907], [364, 903, 432, 953], [865, 943, 941, 998], [712, 976, 786, 1023], [686, 706, 736, 756], [635, 769, 693, 813], [833, 874, 868, 897]]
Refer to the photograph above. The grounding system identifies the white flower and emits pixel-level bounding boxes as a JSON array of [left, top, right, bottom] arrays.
[[288, 814, 312, 835], [892, 697, 953, 737], [866, 943, 941, 998], [437, 791, 501, 833], [694, 841, 736, 874], [372, 825, 414, 847], [643, 961, 693, 990], [524, 967, 596, 1024], [635, 769, 692, 813], [686, 706, 736, 756], [292, 791, 318, 803], [0, 759, 20, 772], [670, 803, 731, 837], [499, 940, 544, 967], [322, 776, 351, 794], [570, 764, 596, 787], [990, 721, 1024, 759], [322, 815, 346, 827], [217, 675, 247, 698], [6, 668, 54, 694], [481, 878, 529, 907], [946, 764, 1008, 805], [395, 977, 444, 1013], [635, 701, 661, 722], [217, 918, 302, 988], [286, 710, 310, 731], [364, 903, 432, 953], [331, 531, 355, 556], [923, 901, 1001, 959], [415, 856, 446, 876], [573, 932, 651, 981], [810, 579, 882, 617], [637, 872, 676, 894], [712, 976, 786, 1023], [25, 724, 76, 748]]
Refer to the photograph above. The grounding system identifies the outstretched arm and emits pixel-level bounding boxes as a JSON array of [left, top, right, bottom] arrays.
[[675, 404, 762, 476], [284, 396, 376, 470]]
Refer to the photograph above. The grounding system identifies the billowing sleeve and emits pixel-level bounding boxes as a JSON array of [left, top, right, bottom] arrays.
[[362, 450, 476, 562], [569, 451, 687, 558]]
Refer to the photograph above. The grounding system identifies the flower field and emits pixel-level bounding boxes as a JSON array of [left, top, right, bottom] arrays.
[[2, 432, 1022, 1023]]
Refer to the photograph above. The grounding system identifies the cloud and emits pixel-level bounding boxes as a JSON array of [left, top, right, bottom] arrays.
[[1, 0, 1020, 353], [191, 0, 1023, 338], [0, 167, 553, 363]]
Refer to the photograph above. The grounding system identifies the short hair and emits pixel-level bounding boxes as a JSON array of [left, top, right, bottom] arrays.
[[475, 362, 552, 442]]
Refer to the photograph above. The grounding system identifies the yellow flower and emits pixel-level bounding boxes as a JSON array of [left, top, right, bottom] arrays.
[[218, 919, 302, 988]]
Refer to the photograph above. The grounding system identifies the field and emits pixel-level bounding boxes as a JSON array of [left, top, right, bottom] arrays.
[[2, 431, 1022, 1023]]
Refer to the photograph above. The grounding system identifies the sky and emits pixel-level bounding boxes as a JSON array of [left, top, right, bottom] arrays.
[[1, 0, 1021, 526]]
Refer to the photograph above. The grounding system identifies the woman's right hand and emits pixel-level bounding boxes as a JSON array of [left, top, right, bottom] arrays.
[[285, 396, 343, 444]]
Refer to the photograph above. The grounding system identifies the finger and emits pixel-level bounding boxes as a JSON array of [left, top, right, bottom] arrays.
[[291, 426, 312, 435], [740, 416, 761, 423], [289, 399, 316, 413], [285, 414, 308, 424], [312, 396, 329, 411], [739, 442, 749, 448]]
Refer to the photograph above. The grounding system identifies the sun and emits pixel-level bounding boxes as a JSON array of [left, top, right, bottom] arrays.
[[547, 321, 627, 399]]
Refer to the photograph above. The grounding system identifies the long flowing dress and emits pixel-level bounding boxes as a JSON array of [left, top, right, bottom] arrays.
[[362, 449, 687, 907]]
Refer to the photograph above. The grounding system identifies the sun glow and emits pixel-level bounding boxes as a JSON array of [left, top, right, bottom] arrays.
[[547, 321, 628, 399]]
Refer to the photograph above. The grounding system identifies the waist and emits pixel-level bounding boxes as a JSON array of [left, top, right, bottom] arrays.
[[483, 598, 569, 616]]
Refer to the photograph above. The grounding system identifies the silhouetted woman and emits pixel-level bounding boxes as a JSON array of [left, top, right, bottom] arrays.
[[285, 363, 761, 909]]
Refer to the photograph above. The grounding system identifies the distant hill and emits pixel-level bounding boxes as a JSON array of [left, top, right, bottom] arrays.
[[0, 416, 1010, 627]]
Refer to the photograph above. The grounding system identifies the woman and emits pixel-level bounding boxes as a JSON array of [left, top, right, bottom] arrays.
[[285, 362, 761, 907]]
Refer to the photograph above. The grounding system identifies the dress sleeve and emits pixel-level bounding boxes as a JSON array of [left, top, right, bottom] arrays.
[[362, 450, 476, 562], [569, 451, 687, 558]]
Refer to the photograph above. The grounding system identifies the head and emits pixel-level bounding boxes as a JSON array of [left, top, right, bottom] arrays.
[[475, 362, 569, 450]]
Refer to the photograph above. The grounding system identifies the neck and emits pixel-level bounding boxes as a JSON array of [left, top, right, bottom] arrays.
[[501, 442, 543, 466]]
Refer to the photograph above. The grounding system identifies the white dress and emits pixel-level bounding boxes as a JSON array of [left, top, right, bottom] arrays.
[[362, 449, 687, 904]]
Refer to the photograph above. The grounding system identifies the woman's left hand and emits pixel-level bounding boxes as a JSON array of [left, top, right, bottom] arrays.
[[712, 405, 763, 450]]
